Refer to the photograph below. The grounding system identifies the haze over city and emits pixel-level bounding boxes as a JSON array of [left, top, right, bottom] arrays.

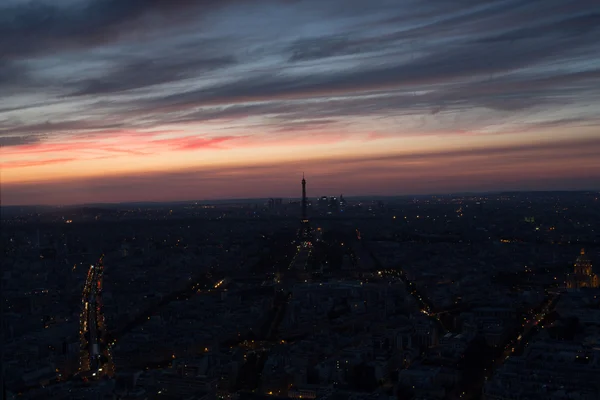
[[1, 0, 599, 205]]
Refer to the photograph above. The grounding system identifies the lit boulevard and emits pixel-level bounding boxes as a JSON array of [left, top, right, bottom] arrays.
[[78, 254, 115, 379]]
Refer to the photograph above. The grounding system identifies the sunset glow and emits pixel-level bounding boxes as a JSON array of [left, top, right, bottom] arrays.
[[1, 0, 599, 205]]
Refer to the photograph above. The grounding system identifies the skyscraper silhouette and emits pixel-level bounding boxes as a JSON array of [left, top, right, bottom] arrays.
[[302, 173, 307, 221], [300, 174, 311, 242]]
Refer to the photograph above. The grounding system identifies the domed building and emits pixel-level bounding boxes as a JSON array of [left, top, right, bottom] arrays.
[[566, 249, 599, 290]]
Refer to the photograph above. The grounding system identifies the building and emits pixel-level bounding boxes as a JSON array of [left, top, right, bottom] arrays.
[[484, 340, 600, 399], [328, 197, 338, 212], [268, 198, 282, 210], [299, 174, 312, 243], [318, 196, 329, 210], [339, 195, 346, 210], [566, 249, 599, 290]]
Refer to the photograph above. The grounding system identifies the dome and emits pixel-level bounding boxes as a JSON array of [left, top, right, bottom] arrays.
[[576, 248, 591, 264]]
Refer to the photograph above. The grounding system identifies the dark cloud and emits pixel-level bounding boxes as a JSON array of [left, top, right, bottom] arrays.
[[0, 135, 46, 147], [1, 120, 126, 137], [132, 34, 598, 116], [0, 62, 19, 83], [379, 0, 597, 42], [79, 46, 598, 135], [163, 104, 341, 129], [104, 63, 598, 133], [70, 55, 236, 96], [0, 120, 128, 147], [288, 36, 369, 62], [0, 0, 224, 60], [170, 103, 291, 124], [478, 13, 600, 43], [32, 0, 598, 127], [0, 60, 32, 92], [271, 119, 340, 130], [255, 2, 553, 63]]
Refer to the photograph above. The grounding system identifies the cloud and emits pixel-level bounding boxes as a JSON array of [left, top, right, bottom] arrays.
[[150, 135, 240, 151], [477, 12, 600, 44], [287, 36, 369, 62], [270, 119, 341, 132], [134, 67, 598, 131], [0, 61, 24, 85], [10, 0, 599, 130], [2, 120, 126, 136], [0, 0, 223, 60], [0, 135, 46, 147], [0, 59, 34, 94], [0, 130, 163, 157], [337, 137, 600, 166], [131, 33, 599, 116], [0, 120, 129, 148], [70, 55, 237, 96], [378, 0, 598, 42], [0, 157, 77, 169]]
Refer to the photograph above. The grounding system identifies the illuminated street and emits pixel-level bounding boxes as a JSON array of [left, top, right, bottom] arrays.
[[78, 254, 114, 379]]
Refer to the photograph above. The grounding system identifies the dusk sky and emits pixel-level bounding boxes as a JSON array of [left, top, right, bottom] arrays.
[[1, 0, 599, 205]]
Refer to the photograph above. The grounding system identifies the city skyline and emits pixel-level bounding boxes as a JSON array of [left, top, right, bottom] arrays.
[[2, 0, 600, 205]]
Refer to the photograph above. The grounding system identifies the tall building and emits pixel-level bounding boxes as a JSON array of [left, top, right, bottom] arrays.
[[268, 198, 282, 210], [299, 174, 312, 242], [302, 174, 307, 221], [566, 249, 599, 290], [328, 196, 339, 211], [318, 196, 329, 210], [339, 194, 346, 210]]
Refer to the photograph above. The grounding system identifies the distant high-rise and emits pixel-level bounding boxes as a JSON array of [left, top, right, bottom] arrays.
[[318, 196, 329, 209], [299, 174, 311, 242], [566, 249, 599, 290], [268, 198, 283, 211], [302, 174, 307, 221], [329, 196, 339, 211]]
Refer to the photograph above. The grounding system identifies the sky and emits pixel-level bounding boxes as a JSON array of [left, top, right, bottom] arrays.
[[1, 0, 599, 205]]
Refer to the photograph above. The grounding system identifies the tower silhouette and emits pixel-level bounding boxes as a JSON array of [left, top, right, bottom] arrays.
[[299, 174, 311, 242], [302, 173, 307, 221]]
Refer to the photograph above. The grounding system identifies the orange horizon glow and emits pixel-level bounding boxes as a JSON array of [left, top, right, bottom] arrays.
[[2, 124, 600, 205]]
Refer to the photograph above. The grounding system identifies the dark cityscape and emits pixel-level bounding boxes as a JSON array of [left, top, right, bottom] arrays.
[[2, 1, 600, 399], [2, 179, 600, 399]]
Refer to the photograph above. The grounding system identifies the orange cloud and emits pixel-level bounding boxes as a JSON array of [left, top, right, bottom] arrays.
[[0, 158, 78, 169], [150, 135, 241, 151]]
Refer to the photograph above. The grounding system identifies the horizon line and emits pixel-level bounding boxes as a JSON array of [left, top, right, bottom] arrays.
[[1, 189, 598, 208]]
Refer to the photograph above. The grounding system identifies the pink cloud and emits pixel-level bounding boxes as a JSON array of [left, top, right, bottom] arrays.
[[150, 135, 241, 151], [0, 157, 77, 169], [365, 132, 387, 141]]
